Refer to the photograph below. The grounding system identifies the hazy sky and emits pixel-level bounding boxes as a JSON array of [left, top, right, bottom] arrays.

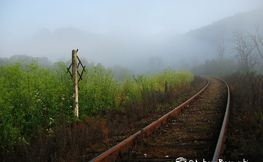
[[1, 0, 263, 62], [1, 1, 263, 39]]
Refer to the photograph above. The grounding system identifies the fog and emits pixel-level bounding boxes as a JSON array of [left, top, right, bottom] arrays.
[[1, 1, 263, 73]]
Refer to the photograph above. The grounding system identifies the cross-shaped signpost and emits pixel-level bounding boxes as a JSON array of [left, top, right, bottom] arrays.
[[67, 49, 86, 118]]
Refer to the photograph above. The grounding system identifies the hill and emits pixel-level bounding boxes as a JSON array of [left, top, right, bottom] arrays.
[[161, 8, 263, 65], [5, 8, 263, 71]]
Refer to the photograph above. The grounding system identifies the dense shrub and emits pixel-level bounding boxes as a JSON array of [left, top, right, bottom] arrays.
[[0, 60, 194, 158], [0, 61, 73, 149]]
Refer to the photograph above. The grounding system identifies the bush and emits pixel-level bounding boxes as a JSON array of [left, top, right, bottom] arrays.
[[0, 60, 194, 156], [0, 61, 73, 150]]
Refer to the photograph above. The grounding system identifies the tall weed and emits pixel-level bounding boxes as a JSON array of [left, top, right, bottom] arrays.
[[0, 60, 193, 153]]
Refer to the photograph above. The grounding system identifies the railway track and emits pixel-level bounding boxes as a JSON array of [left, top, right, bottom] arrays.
[[90, 77, 230, 162]]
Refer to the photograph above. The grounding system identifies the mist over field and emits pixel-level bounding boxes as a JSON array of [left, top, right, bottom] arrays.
[[1, 1, 263, 73]]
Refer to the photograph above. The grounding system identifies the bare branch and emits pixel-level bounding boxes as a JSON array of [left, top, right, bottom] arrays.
[[231, 29, 258, 72], [217, 39, 225, 61]]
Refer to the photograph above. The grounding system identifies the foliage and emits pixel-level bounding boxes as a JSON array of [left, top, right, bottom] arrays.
[[0, 59, 193, 154], [0, 61, 73, 150], [79, 63, 118, 116], [0, 55, 52, 67], [79, 65, 193, 115], [191, 59, 237, 76]]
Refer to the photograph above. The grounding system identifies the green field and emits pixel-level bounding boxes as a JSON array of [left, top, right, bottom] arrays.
[[0, 60, 193, 151]]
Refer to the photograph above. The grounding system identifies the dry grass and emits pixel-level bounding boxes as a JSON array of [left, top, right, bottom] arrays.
[[224, 73, 263, 161]]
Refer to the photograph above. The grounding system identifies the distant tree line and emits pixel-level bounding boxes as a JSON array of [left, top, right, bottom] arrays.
[[0, 55, 178, 82], [0, 55, 53, 68], [191, 26, 263, 76]]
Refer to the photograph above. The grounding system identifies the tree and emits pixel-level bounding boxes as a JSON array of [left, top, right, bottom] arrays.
[[247, 26, 263, 75], [217, 39, 225, 61], [231, 29, 257, 73]]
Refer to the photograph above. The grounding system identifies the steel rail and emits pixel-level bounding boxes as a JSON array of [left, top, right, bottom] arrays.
[[212, 78, 231, 161], [90, 79, 210, 162]]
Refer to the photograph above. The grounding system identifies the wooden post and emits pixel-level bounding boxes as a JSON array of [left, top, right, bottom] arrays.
[[72, 50, 79, 118]]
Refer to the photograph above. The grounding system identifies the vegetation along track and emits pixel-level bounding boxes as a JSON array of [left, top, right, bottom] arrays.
[[91, 77, 230, 162]]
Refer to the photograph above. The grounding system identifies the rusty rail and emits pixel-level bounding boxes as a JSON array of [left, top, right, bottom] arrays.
[[90, 79, 210, 162], [212, 78, 230, 161]]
